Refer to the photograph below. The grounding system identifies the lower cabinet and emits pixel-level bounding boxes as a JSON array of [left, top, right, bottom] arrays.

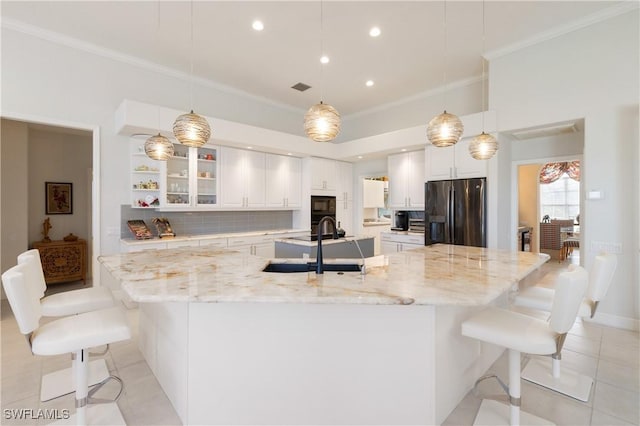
[[380, 232, 424, 255], [227, 235, 278, 258]]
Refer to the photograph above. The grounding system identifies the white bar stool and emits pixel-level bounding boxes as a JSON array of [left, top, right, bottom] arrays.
[[18, 249, 116, 402], [513, 253, 617, 401], [461, 266, 588, 425], [2, 263, 131, 426]]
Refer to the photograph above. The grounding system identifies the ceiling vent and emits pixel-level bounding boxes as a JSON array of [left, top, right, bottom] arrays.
[[512, 122, 579, 140], [291, 82, 311, 92]]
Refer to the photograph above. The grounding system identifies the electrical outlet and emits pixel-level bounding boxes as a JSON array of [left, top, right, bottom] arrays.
[[590, 241, 622, 254]]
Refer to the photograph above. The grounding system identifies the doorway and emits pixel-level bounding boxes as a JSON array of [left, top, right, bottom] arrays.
[[0, 117, 100, 296]]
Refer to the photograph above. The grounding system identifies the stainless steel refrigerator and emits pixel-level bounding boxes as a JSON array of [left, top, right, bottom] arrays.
[[424, 178, 487, 247]]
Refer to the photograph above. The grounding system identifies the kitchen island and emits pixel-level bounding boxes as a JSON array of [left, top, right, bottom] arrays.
[[99, 244, 548, 425]]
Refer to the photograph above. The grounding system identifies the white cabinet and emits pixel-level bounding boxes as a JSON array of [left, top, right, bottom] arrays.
[[220, 147, 266, 208], [130, 138, 161, 208], [228, 235, 276, 258], [425, 139, 487, 181], [388, 150, 425, 209], [163, 143, 218, 208], [362, 223, 391, 255], [265, 154, 302, 209], [310, 157, 337, 193], [335, 162, 354, 235], [363, 180, 385, 208], [380, 232, 424, 254]]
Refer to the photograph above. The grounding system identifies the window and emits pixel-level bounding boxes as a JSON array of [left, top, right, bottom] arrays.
[[540, 174, 580, 220]]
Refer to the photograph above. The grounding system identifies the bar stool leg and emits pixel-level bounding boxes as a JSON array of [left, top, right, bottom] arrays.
[[508, 349, 521, 426], [75, 349, 88, 426]]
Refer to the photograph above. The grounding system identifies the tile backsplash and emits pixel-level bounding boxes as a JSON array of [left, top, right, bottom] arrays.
[[121, 206, 293, 239]]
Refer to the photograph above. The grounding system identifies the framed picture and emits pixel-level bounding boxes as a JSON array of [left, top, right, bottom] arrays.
[[45, 182, 73, 214]]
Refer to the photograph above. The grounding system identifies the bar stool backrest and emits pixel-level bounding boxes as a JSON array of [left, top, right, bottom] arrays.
[[2, 263, 42, 335], [17, 249, 47, 299], [587, 253, 617, 303], [549, 266, 589, 334]]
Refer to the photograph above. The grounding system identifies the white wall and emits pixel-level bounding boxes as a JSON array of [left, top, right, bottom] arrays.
[[0, 120, 29, 295], [28, 129, 92, 245], [490, 10, 639, 327]]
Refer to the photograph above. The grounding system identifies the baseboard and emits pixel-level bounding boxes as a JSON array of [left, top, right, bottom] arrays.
[[585, 311, 639, 331]]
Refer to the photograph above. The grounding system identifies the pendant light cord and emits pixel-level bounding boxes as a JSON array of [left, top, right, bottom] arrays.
[[320, 0, 325, 103], [189, 0, 194, 111], [442, 0, 448, 109], [481, 0, 486, 132]]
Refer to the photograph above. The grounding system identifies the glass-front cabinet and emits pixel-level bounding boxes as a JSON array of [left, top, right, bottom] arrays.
[[130, 138, 161, 208], [163, 143, 218, 209]]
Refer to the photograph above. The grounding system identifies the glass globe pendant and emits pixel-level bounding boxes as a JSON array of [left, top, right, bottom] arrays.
[[144, 133, 174, 161], [173, 110, 211, 148], [469, 132, 498, 160], [304, 101, 341, 142], [427, 110, 464, 147]]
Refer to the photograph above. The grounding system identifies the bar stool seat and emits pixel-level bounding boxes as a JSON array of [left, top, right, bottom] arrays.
[[31, 307, 130, 356], [462, 266, 588, 426], [40, 287, 114, 317], [2, 263, 131, 426]]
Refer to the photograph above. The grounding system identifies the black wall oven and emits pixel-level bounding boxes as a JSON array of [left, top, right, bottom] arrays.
[[311, 196, 336, 239]]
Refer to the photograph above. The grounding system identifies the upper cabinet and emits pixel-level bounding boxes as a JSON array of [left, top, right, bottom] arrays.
[[363, 180, 385, 208], [265, 153, 302, 209], [336, 161, 353, 201], [425, 138, 487, 181], [310, 157, 337, 194], [130, 138, 161, 208], [219, 146, 265, 208], [388, 150, 425, 209], [164, 143, 218, 208]]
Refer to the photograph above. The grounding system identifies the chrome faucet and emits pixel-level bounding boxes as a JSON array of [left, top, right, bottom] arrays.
[[315, 216, 338, 274]]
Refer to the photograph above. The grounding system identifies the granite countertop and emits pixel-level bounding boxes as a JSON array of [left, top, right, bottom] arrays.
[[274, 235, 373, 247], [120, 228, 308, 246], [362, 220, 392, 227], [99, 244, 549, 306]]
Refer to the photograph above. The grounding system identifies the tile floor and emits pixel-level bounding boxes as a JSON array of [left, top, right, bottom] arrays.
[[2, 250, 638, 425]]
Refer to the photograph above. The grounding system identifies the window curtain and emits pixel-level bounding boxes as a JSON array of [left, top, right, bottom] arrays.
[[539, 161, 580, 184]]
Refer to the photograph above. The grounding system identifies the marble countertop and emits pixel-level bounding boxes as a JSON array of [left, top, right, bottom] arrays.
[[120, 228, 308, 246], [99, 244, 549, 306], [274, 235, 373, 247]]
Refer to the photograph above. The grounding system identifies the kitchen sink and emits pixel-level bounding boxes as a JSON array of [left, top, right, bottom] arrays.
[[262, 262, 362, 273]]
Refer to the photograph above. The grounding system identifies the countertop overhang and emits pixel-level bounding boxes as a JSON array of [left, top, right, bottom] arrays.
[[99, 244, 549, 306]]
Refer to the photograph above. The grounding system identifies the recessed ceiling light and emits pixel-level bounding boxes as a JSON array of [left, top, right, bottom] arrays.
[[369, 27, 381, 37], [401, 148, 407, 152], [287, 153, 292, 156], [247, 146, 253, 150], [357, 155, 363, 159], [366, 80, 374, 87], [252, 20, 264, 31], [320, 55, 330, 64]]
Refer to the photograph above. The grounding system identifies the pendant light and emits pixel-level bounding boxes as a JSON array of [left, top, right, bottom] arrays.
[[144, 133, 174, 161], [469, 0, 498, 160], [144, 4, 174, 161], [427, 1, 463, 147], [173, 0, 211, 147], [304, 0, 341, 142]]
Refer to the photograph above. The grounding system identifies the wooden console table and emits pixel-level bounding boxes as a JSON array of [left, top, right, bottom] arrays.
[[32, 239, 87, 285]]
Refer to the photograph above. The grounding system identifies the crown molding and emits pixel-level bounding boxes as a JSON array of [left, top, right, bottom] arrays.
[[1, 18, 306, 116], [343, 75, 483, 121], [484, 1, 639, 61]]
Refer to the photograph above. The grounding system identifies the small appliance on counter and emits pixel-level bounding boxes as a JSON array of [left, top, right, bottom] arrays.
[[391, 211, 409, 231]]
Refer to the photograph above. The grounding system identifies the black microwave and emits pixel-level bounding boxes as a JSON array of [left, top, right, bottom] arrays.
[[311, 196, 336, 216]]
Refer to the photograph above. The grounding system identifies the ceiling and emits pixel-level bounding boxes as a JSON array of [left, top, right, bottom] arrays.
[[1, 1, 629, 117]]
